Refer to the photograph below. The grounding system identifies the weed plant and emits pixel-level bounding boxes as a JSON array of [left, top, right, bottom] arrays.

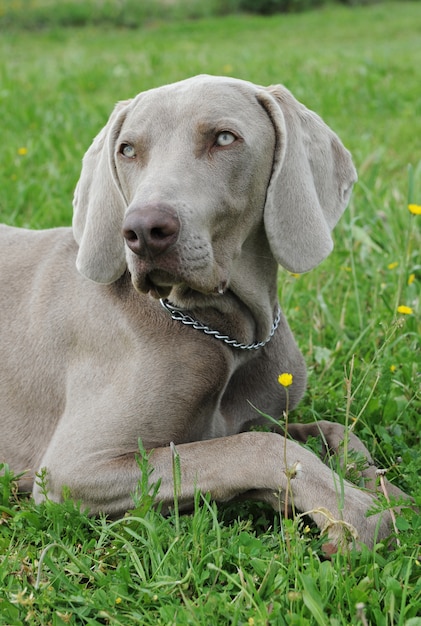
[[0, 2, 420, 624]]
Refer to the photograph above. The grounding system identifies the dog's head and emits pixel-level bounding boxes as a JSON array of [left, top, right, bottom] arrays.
[[73, 75, 356, 302]]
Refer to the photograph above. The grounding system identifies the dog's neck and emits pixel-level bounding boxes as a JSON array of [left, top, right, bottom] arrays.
[[165, 232, 280, 349], [160, 297, 281, 351]]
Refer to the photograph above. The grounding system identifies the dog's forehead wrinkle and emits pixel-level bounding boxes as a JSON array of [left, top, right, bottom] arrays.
[[130, 79, 261, 133]]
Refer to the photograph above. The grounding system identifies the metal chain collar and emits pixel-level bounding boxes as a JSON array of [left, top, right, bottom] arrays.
[[160, 298, 281, 351]]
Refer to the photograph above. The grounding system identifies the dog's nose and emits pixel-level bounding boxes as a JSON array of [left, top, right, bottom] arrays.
[[122, 204, 180, 257]]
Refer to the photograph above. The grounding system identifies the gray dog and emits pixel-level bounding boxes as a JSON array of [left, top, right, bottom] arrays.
[[0, 75, 407, 547]]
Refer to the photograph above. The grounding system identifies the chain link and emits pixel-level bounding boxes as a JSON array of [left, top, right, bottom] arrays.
[[160, 298, 281, 351]]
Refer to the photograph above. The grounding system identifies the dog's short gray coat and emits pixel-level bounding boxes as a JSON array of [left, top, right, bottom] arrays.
[[0, 75, 407, 547]]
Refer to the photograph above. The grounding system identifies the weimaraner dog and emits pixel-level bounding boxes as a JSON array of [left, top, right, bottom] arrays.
[[0, 75, 407, 547]]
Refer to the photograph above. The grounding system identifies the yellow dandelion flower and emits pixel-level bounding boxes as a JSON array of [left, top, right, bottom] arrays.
[[248, 619, 255, 626], [408, 273, 415, 286], [278, 373, 293, 387], [390, 365, 397, 373], [397, 305, 413, 315], [408, 204, 421, 215], [387, 261, 398, 270], [17, 147, 28, 156], [115, 597, 122, 604]]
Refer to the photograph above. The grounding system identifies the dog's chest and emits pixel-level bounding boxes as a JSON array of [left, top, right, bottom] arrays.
[[108, 329, 238, 447]]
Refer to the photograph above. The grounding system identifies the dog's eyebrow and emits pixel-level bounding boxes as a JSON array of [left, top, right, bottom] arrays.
[[193, 120, 243, 158]]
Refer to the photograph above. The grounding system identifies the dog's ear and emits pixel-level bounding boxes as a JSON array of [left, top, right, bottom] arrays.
[[257, 86, 357, 273], [72, 100, 131, 283]]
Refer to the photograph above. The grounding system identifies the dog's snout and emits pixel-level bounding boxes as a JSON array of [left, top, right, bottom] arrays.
[[122, 204, 180, 257]]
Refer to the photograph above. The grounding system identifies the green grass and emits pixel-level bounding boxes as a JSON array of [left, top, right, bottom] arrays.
[[1, 2, 420, 624], [0, 0, 381, 29]]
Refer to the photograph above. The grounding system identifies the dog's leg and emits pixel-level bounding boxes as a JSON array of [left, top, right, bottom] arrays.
[[149, 431, 394, 547], [286, 421, 407, 500], [33, 430, 398, 547]]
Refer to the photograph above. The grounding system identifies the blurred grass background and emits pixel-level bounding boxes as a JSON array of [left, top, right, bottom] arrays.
[[0, 0, 408, 29]]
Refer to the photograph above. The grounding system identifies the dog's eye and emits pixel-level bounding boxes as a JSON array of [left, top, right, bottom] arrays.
[[120, 143, 136, 159], [215, 131, 236, 147]]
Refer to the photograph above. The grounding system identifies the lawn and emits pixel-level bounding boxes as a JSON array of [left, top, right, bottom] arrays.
[[0, 2, 420, 624]]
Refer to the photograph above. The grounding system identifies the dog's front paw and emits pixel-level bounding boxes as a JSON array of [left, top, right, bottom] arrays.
[[317, 491, 394, 553]]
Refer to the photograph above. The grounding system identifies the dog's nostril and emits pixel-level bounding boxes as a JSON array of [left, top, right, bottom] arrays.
[[124, 229, 139, 243], [150, 227, 168, 240]]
